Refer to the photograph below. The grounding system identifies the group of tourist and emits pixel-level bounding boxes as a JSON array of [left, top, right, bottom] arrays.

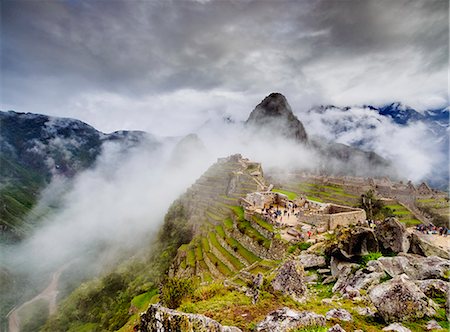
[[416, 224, 449, 236], [261, 202, 300, 224]]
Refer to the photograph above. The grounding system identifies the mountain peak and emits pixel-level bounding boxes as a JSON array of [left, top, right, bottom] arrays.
[[246, 93, 308, 142]]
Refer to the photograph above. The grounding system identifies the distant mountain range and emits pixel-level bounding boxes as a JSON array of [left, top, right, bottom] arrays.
[[1, 94, 448, 241]]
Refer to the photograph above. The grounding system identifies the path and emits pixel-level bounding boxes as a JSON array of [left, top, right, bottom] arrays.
[[7, 262, 71, 332]]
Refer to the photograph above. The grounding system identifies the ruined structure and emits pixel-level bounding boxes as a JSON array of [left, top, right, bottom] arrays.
[[240, 190, 366, 233]]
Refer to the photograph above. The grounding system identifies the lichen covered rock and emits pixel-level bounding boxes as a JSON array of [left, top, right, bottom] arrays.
[[328, 324, 346, 332], [336, 226, 379, 259], [139, 304, 242, 332], [271, 259, 307, 302], [375, 217, 410, 253], [256, 307, 325, 332], [298, 252, 326, 269], [325, 308, 353, 322], [369, 274, 438, 322], [382, 323, 412, 332]]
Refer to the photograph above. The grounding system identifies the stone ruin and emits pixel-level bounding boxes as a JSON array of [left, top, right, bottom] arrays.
[[240, 189, 366, 235]]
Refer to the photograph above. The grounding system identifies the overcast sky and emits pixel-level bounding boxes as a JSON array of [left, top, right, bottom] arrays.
[[1, 0, 448, 135]]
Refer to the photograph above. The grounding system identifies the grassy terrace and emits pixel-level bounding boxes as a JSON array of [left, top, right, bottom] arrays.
[[209, 232, 244, 270], [224, 236, 260, 264], [385, 203, 421, 226], [251, 215, 274, 232], [272, 189, 298, 200]]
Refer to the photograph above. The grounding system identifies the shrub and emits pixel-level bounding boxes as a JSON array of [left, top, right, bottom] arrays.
[[160, 277, 194, 309], [360, 252, 383, 267]]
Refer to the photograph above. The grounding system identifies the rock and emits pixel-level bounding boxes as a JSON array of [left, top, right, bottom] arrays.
[[409, 233, 450, 259], [416, 279, 449, 298], [298, 253, 327, 269], [323, 275, 337, 284], [140, 304, 242, 332], [382, 323, 412, 332], [325, 308, 353, 321], [318, 268, 331, 274], [378, 253, 450, 280], [246, 273, 264, 304], [305, 273, 318, 283], [330, 257, 359, 277], [271, 260, 307, 302], [375, 217, 410, 253], [327, 324, 346, 332], [425, 320, 443, 330], [321, 298, 333, 305], [333, 260, 386, 297], [246, 93, 308, 143], [369, 274, 438, 322], [336, 227, 379, 259], [255, 307, 325, 332], [356, 306, 376, 317]]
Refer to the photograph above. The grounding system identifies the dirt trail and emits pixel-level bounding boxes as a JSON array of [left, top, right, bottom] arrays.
[[7, 263, 71, 332]]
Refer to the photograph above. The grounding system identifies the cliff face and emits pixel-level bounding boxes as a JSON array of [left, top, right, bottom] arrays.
[[246, 93, 308, 143]]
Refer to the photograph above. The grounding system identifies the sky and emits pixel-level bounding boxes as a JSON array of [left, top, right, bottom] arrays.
[[1, 0, 448, 136]]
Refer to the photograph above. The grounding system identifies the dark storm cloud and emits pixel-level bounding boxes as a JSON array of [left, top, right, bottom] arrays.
[[1, 0, 448, 131]]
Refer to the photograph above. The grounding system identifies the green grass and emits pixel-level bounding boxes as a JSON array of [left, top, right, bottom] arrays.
[[228, 205, 245, 221], [252, 215, 274, 232], [306, 196, 324, 203], [216, 225, 226, 237], [209, 232, 244, 270], [359, 252, 382, 267], [223, 218, 233, 229], [205, 252, 233, 276], [272, 189, 298, 200], [237, 219, 271, 249], [224, 236, 260, 264], [131, 288, 158, 309], [401, 218, 421, 227], [187, 249, 196, 268]]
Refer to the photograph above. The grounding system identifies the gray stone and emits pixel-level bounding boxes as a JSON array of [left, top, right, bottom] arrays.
[[298, 252, 327, 269], [369, 274, 438, 322], [382, 323, 411, 332], [375, 217, 410, 253], [409, 233, 450, 259], [140, 304, 242, 332], [416, 279, 449, 298], [256, 307, 325, 332], [425, 320, 443, 330], [333, 260, 386, 297], [272, 260, 307, 302], [322, 275, 337, 284], [336, 226, 379, 259], [325, 308, 353, 321], [318, 268, 331, 274], [330, 256, 359, 277], [327, 324, 346, 332], [356, 306, 376, 317]]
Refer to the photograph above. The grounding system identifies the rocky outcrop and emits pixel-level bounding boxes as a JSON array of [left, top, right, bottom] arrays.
[[425, 320, 443, 330], [368, 274, 438, 322], [382, 323, 412, 332], [336, 226, 379, 259], [409, 233, 450, 259], [375, 217, 410, 253], [298, 252, 326, 269], [328, 324, 346, 332], [333, 259, 386, 297], [256, 307, 325, 332], [416, 279, 449, 298], [139, 304, 242, 332], [378, 253, 450, 280], [325, 309, 352, 322], [271, 260, 307, 302], [246, 93, 308, 142]]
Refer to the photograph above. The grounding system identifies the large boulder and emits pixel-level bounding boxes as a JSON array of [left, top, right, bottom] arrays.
[[271, 260, 307, 302], [298, 252, 326, 269], [336, 227, 379, 259], [375, 217, 410, 253], [369, 274, 438, 322], [333, 260, 386, 297], [256, 307, 325, 332], [409, 233, 450, 259], [140, 304, 242, 332], [328, 324, 346, 332], [379, 253, 450, 280]]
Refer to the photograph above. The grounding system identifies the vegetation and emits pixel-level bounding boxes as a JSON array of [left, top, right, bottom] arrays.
[[359, 190, 393, 220], [161, 277, 195, 309], [272, 189, 298, 200], [288, 241, 312, 253], [359, 252, 383, 267]]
